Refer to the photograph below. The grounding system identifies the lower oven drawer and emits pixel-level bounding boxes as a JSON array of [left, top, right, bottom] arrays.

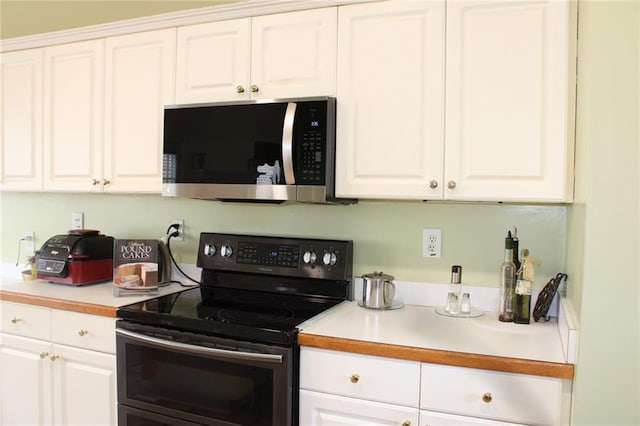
[[116, 322, 295, 426], [119, 404, 202, 426]]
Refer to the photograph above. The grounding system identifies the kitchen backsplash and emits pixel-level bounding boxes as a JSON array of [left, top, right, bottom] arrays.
[[1, 192, 567, 290]]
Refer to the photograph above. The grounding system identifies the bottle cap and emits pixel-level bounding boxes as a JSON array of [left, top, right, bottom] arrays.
[[505, 231, 513, 249]]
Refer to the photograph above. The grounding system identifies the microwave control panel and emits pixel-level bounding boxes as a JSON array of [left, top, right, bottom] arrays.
[[296, 102, 328, 185]]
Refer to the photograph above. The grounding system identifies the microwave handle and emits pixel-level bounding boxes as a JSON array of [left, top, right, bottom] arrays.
[[116, 328, 283, 364], [282, 102, 297, 185]]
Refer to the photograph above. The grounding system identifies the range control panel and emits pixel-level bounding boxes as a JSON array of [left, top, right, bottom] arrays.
[[197, 233, 353, 281]]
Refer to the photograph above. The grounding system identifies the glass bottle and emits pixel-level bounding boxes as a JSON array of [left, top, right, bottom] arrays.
[[514, 253, 532, 324], [498, 231, 516, 322], [447, 265, 462, 314]]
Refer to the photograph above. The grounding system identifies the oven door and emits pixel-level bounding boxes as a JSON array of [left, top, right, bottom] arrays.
[[116, 321, 295, 426]]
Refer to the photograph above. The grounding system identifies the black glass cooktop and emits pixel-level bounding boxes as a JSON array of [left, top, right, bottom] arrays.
[[117, 286, 341, 346]]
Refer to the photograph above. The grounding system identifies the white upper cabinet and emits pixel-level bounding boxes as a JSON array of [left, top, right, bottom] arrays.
[[0, 48, 44, 191], [250, 8, 337, 99], [444, 0, 576, 202], [104, 28, 176, 193], [176, 18, 251, 103], [336, 0, 576, 202], [335, 0, 446, 199], [41, 29, 175, 193], [43, 39, 105, 192], [176, 7, 337, 104]]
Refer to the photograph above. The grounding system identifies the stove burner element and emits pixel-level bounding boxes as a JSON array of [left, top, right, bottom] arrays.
[[215, 304, 296, 326]]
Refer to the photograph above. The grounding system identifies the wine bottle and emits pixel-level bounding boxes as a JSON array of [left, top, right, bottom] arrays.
[[514, 252, 532, 324], [498, 231, 516, 322]]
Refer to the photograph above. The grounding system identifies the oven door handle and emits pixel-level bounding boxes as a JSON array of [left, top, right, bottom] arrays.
[[116, 328, 283, 364]]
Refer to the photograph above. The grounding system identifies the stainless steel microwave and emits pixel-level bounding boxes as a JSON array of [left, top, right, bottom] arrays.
[[162, 97, 354, 204]]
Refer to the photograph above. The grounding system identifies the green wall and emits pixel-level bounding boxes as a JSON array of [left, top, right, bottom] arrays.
[[567, 1, 640, 424], [1, 193, 566, 288], [2, 1, 640, 425]]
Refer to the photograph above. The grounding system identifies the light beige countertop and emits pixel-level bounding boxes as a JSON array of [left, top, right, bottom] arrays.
[[298, 301, 574, 379], [0, 277, 189, 317]]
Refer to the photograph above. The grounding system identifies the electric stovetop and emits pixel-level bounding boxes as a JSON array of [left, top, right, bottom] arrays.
[[117, 286, 342, 346]]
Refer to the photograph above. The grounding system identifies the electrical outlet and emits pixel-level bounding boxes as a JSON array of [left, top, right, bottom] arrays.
[[168, 219, 184, 241], [422, 228, 442, 258], [22, 232, 35, 254], [71, 212, 84, 229]]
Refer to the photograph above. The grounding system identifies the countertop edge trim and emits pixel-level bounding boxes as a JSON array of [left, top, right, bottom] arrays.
[[298, 333, 574, 380], [0, 291, 117, 317]]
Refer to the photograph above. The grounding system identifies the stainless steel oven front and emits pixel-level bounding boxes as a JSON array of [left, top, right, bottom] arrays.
[[116, 321, 296, 426]]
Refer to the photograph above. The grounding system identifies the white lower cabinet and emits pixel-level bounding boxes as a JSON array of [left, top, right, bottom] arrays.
[[420, 363, 571, 426], [0, 301, 117, 426], [299, 347, 420, 426], [301, 390, 418, 426], [299, 348, 572, 426]]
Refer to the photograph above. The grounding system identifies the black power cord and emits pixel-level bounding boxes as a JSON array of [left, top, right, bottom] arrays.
[[165, 224, 200, 287]]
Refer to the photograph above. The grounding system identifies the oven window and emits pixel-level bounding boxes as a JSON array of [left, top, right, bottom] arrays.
[[124, 343, 274, 425]]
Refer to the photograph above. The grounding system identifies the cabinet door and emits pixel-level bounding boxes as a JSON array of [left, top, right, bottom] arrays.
[[251, 7, 337, 99], [445, 0, 576, 202], [51, 344, 117, 426], [43, 39, 104, 192], [420, 409, 523, 426], [176, 18, 251, 103], [300, 390, 418, 426], [335, 1, 445, 199], [0, 334, 53, 426], [104, 28, 176, 193], [0, 48, 43, 191]]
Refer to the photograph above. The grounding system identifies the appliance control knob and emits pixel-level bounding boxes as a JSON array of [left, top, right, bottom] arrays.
[[322, 251, 337, 267], [302, 251, 317, 265], [220, 245, 233, 258], [203, 243, 216, 257]]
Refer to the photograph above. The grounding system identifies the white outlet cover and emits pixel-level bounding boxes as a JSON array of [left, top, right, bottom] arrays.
[[422, 228, 442, 258]]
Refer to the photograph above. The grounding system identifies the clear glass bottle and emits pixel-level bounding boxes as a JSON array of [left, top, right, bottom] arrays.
[[498, 231, 516, 322], [447, 265, 462, 314], [514, 254, 532, 324]]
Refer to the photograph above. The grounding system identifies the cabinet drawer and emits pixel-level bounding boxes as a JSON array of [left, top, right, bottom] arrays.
[[300, 347, 420, 407], [420, 363, 566, 425], [51, 310, 116, 354], [0, 301, 51, 340]]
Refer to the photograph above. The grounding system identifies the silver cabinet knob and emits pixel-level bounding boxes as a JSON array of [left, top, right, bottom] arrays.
[[236, 85, 245, 93], [91, 178, 100, 186], [250, 85, 259, 93], [78, 329, 88, 337], [39, 352, 49, 359], [447, 180, 456, 189], [10, 317, 21, 324], [50, 354, 60, 362], [429, 180, 438, 189], [102, 179, 110, 186]]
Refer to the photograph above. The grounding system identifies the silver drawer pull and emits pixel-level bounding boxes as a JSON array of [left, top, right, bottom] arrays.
[[39, 352, 49, 359], [78, 329, 88, 336], [10, 317, 21, 324]]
